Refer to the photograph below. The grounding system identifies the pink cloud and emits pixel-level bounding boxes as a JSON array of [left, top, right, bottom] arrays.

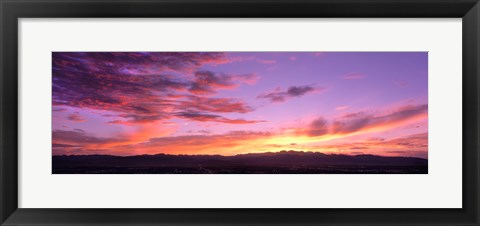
[[53, 52, 263, 125], [175, 111, 265, 124], [179, 96, 254, 114], [311, 132, 428, 158], [189, 71, 260, 95], [297, 104, 428, 137], [256, 59, 276, 64], [257, 85, 324, 103], [67, 113, 86, 122], [231, 73, 260, 85], [343, 73, 366, 80], [335, 105, 350, 111]]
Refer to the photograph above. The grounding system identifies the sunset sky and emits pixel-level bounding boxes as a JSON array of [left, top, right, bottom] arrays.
[[52, 52, 428, 158]]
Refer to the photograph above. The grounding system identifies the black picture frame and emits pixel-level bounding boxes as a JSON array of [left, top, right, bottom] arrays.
[[1, 0, 479, 225]]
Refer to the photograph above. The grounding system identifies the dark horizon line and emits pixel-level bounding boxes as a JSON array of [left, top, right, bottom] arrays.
[[52, 150, 428, 160]]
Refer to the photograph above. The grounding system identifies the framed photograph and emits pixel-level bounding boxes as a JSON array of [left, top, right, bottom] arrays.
[[1, 0, 478, 225]]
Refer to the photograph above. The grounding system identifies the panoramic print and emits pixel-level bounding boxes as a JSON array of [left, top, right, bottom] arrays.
[[52, 52, 428, 174]]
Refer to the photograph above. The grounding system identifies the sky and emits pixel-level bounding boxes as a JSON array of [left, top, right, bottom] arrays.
[[52, 52, 428, 158]]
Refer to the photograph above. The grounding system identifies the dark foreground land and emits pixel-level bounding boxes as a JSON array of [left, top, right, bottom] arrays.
[[52, 151, 428, 174]]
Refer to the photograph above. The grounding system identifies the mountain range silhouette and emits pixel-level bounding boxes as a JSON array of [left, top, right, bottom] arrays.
[[53, 150, 427, 174]]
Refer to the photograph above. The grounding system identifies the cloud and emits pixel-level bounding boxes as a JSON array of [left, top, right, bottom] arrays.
[[53, 52, 230, 76], [52, 129, 123, 146], [53, 122, 177, 155], [256, 59, 276, 64], [67, 113, 86, 122], [107, 114, 167, 125], [257, 85, 323, 103], [341, 112, 364, 118], [305, 117, 329, 136], [73, 128, 85, 133], [52, 53, 261, 125], [231, 73, 260, 85], [53, 124, 427, 158], [189, 71, 259, 95], [53, 104, 427, 157], [179, 96, 254, 114], [109, 93, 259, 124], [53, 128, 274, 156], [176, 111, 265, 124], [52, 143, 79, 148], [335, 105, 349, 111], [297, 104, 428, 137], [53, 69, 186, 123], [311, 132, 428, 158], [313, 52, 324, 57], [134, 130, 273, 155], [189, 71, 236, 95], [53, 107, 67, 112], [287, 86, 318, 96], [343, 73, 366, 80], [365, 137, 385, 142], [350, 146, 367, 150], [332, 104, 428, 135], [289, 56, 297, 61], [387, 132, 428, 149]]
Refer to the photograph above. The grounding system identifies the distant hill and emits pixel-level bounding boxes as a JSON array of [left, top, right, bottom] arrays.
[[52, 151, 427, 174]]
